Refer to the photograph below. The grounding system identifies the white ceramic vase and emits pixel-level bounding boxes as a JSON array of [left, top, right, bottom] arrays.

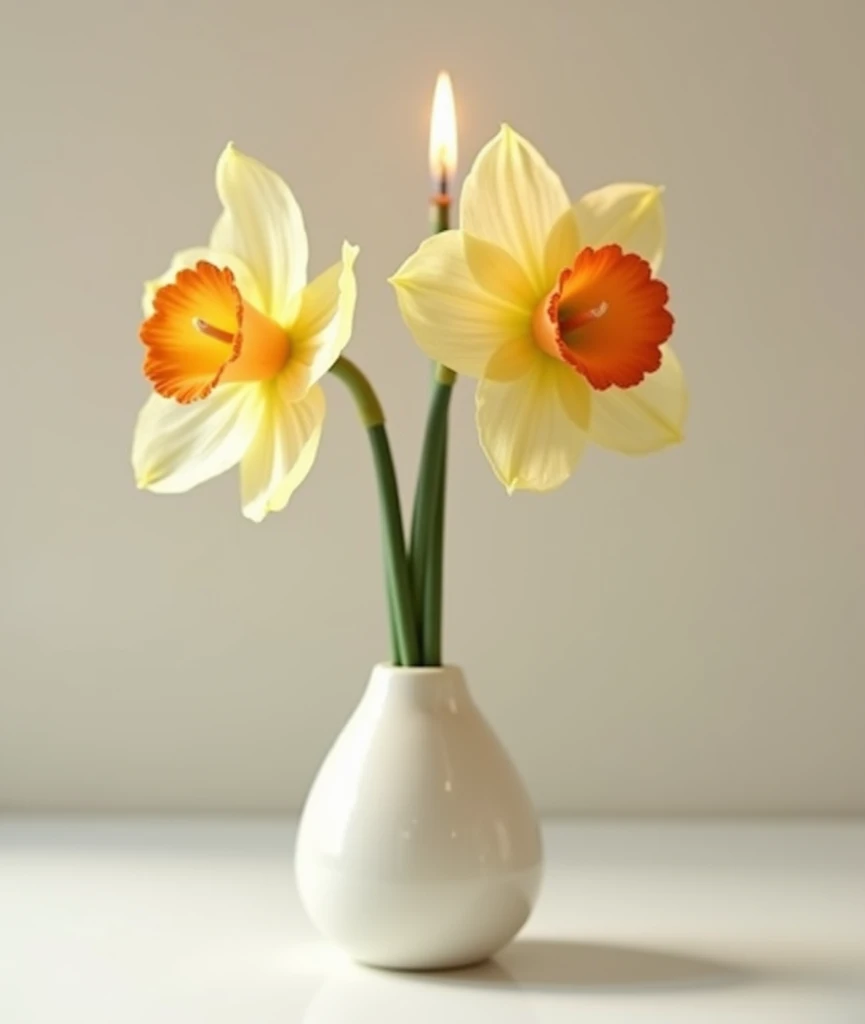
[[295, 664, 542, 970]]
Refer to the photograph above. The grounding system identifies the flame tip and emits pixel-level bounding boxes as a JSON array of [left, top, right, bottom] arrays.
[[429, 71, 458, 183]]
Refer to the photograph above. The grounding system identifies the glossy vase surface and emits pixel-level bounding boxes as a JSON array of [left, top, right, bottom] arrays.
[[295, 664, 543, 970]]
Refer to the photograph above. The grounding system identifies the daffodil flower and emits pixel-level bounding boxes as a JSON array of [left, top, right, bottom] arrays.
[[134, 144, 358, 521], [391, 125, 686, 493]]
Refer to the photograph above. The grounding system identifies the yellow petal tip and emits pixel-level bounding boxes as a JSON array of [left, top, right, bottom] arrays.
[[387, 271, 414, 291], [217, 141, 246, 172]]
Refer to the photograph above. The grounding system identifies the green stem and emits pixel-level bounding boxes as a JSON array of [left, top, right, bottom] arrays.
[[422, 380, 453, 664], [329, 355, 384, 427], [408, 195, 457, 664], [410, 369, 455, 664], [409, 377, 450, 639], [368, 425, 420, 666], [385, 583, 398, 662], [330, 357, 419, 666]]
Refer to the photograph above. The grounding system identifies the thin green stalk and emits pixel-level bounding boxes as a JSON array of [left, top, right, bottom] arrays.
[[422, 381, 453, 665], [385, 585, 398, 661], [367, 425, 420, 666], [407, 194, 458, 664], [409, 377, 452, 637], [329, 356, 384, 427], [329, 357, 419, 666], [409, 368, 455, 664]]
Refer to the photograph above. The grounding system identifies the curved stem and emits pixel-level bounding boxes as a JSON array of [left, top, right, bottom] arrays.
[[330, 357, 419, 666], [329, 356, 384, 427], [367, 425, 420, 666]]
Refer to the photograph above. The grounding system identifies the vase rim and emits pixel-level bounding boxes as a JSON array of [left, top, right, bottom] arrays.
[[374, 662, 462, 675]]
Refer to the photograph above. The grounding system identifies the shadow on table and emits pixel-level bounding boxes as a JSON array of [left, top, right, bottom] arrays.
[[429, 938, 752, 994], [300, 940, 758, 1022]]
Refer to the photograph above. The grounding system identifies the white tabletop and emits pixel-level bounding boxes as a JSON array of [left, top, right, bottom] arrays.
[[1, 819, 863, 1023]]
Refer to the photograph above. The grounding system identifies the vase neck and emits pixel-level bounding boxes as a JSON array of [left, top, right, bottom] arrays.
[[364, 664, 470, 714]]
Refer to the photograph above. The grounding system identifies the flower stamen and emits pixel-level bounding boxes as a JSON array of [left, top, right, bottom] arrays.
[[193, 317, 236, 345], [559, 301, 609, 333]]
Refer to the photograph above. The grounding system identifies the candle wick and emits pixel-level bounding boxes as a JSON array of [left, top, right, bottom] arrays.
[[438, 164, 448, 199]]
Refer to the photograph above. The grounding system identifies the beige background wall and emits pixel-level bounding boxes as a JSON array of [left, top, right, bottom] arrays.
[[1, 0, 862, 814]]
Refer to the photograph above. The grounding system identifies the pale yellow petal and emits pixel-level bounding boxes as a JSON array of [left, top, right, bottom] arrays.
[[588, 346, 687, 454], [460, 124, 571, 293], [390, 231, 531, 378], [481, 336, 536, 382], [210, 143, 309, 326], [574, 183, 665, 272], [240, 382, 325, 522], [266, 422, 323, 514], [291, 241, 359, 386], [132, 384, 262, 494], [476, 350, 590, 493], [463, 234, 538, 308], [543, 208, 581, 283], [142, 247, 262, 316]]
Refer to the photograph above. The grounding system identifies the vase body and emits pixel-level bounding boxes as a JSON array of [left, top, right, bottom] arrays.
[[295, 664, 542, 970]]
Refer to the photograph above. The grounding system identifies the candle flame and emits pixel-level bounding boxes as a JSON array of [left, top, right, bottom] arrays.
[[429, 71, 457, 190]]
